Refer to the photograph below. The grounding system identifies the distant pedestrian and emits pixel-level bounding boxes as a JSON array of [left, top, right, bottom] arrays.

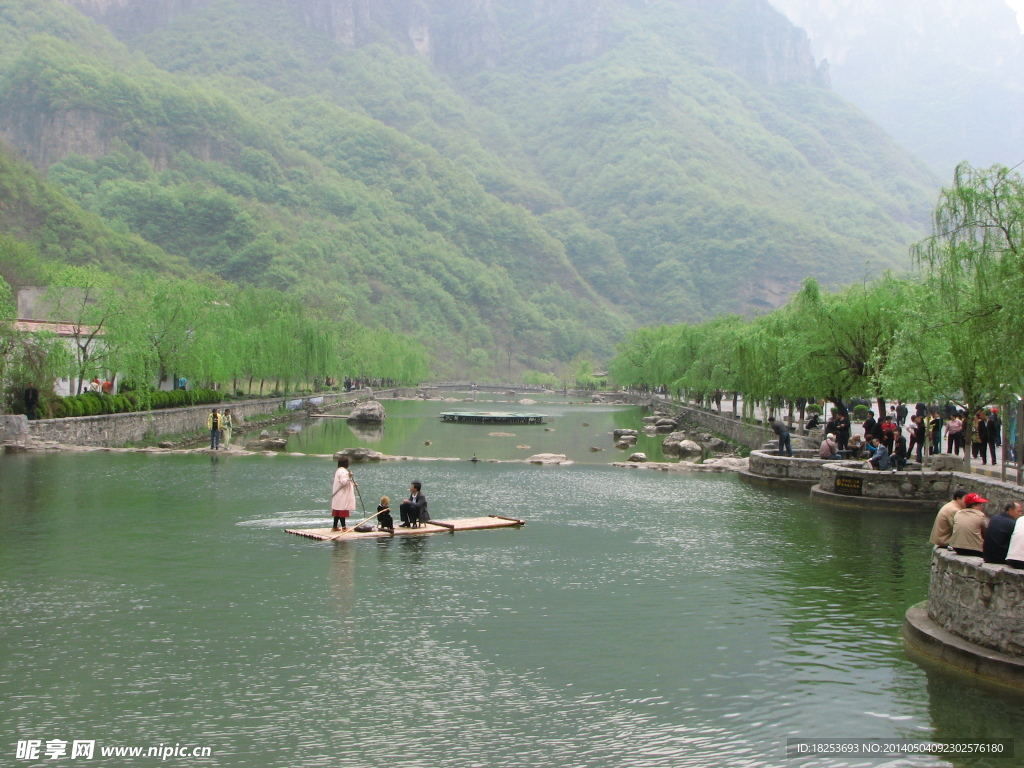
[[862, 410, 877, 440], [769, 416, 792, 457], [972, 409, 988, 463], [24, 382, 39, 420], [834, 410, 851, 451], [207, 408, 221, 450], [895, 402, 908, 427], [221, 408, 233, 447], [945, 414, 963, 455], [907, 415, 925, 463], [928, 411, 943, 455], [988, 408, 1002, 464]]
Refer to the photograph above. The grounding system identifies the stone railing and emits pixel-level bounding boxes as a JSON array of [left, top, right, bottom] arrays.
[[928, 548, 1024, 657]]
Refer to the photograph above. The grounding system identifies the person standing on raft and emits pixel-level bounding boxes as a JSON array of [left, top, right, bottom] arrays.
[[331, 456, 358, 532]]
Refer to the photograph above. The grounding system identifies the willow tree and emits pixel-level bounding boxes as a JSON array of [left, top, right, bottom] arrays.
[[788, 275, 910, 415], [892, 163, 1024, 468], [45, 267, 122, 394], [608, 325, 674, 391], [106, 275, 220, 398], [736, 308, 805, 423], [0, 277, 70, 412]]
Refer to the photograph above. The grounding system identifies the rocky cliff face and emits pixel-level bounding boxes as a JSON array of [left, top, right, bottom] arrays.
[[60, 0, 213, 35], [725, 1, 829, 86], [61, 0, 825, 85], [0, 109, 113, 170]]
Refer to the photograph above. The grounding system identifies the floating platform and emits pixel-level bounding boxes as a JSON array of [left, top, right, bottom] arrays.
[[440, 412, 545, 425], [286, 515, 526, 541]]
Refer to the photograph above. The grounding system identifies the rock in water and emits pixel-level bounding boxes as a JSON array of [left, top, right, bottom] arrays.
[[663, 432, 703, 458], [333, 447, 384, 462], [348, 400, 386, 423], [526, 453, 572, 465]]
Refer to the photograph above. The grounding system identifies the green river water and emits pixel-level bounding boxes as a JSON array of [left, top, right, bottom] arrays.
[[3, 397, 1024, 767]]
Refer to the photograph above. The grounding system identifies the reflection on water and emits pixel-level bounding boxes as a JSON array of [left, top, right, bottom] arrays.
[[346, 422, 385, 443], [2, 401, 1024, 767]]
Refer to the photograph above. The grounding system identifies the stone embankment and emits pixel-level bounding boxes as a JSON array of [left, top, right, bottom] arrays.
[[2, 388, 437, 452], [15, 394, 348, 449]]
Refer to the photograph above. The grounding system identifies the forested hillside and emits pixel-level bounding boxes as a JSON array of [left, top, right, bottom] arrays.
[[0, 0, 939, 377]]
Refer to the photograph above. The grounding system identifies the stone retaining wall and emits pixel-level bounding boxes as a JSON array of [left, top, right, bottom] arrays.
[[1, 415, 28, 444], [815, 464, 1024, 508], [611, 396, 777, 450], [928, 548, 1024, 657], [817, 462, 953, 502], [23, 393, 352, 448]]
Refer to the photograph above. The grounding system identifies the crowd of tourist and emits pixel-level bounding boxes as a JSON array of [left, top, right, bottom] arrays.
[[805, 401, 1004, 469]]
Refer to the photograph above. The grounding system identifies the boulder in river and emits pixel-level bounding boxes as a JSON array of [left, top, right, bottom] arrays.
[[526, 453, 572, 465], [348, 400, 386, 423], [662, 432, 703, 458], [334, 447, 384, 462]]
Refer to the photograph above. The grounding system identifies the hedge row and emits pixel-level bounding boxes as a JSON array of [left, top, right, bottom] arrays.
[[52, 389, 223, 419]]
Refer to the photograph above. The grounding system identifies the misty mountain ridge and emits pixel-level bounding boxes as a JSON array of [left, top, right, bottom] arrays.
[[769, 0, 1024, 174]]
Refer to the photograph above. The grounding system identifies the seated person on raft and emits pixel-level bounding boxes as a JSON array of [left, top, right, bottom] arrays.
[[399, 481, 428, 528]]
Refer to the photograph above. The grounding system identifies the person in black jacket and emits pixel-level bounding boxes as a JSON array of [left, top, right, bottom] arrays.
[[399, 481, 428, 528], [988, 409, 1002, 465], [24, 383, 39, 420], [984, 501, 1022, 564]]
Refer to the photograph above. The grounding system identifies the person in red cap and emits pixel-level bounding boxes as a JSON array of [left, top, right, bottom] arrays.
[[949, 493, 989, 557]]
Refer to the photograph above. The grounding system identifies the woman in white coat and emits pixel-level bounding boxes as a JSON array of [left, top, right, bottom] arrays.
[[331, 456, 357, 532]]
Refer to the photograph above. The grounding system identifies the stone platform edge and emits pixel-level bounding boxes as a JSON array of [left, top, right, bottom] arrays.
[[809, 484, 940, 513], [737, 468, 816, 488], [903, 602, 1024, 689]]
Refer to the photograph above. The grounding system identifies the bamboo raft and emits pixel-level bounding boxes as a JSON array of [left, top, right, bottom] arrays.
[[286, 515, 525, 541]]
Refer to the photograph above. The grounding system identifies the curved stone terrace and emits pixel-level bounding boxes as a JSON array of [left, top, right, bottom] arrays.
[[904, 549, 1024, 688], [739, 448, 842, 488]]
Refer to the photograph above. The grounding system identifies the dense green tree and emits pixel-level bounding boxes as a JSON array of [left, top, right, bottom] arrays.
[[45, 266, 122, 394], [787, 276, 910, 413]]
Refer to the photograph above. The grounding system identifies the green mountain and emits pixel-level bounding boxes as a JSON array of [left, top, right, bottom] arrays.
[[0, 141, 188, 286], [0, 0, 939, 376]]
